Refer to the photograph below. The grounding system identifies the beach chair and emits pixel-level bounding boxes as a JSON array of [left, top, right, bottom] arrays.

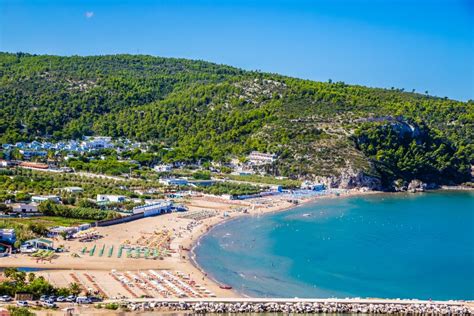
[[108, 245, 114, 257], [81, 247, 87, 255]]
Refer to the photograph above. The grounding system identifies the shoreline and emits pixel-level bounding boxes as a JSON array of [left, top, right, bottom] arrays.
[[185, 188, 383, 297]]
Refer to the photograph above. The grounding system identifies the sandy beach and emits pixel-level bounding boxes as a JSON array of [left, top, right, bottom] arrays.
[[0, 189, 376, 299]]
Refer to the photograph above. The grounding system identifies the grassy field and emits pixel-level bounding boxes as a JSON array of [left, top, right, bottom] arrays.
[[0, 216, 94, 244], [0, 216, 94, 227]]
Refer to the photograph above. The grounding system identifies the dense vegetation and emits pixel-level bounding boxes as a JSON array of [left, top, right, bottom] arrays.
[[38, 201, 121, 221], [1, 53, 472, 189], [195, 182, 263, 196], [67, 157, 138, 176], [0, 268, 81, 299], [354, 120, 471, 187]]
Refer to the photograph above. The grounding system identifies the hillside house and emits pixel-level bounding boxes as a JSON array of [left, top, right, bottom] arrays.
[[153, 164, 173, 172], [159, 178, 189, 186], [9, 203, 38, 214], [61, 187, 84, 194], [97, 194, 126, 203], [247, 151, 277, 165], [31, 195, 61, 203]]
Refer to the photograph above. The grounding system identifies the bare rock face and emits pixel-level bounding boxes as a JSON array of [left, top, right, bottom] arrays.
[[313, 168, 382, 191], [407, 179, 427, 193], [393, 179, 408, 192]]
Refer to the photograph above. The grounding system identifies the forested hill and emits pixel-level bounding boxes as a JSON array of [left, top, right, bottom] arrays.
[[1, 52, 473, 189]]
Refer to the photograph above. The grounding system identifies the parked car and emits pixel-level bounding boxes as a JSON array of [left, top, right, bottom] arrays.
[[88, 296, 103, 303], [16, 301, 29, 307], [0, 295, 12, 302], [42, 300, 57, 308], [76, 296, 91, 304], [40, 295, 48, 302], [48, 295, 57, 302], [65, 295, 76, 302], [56, 296, 66, 302], [19, 245, 37, 253]]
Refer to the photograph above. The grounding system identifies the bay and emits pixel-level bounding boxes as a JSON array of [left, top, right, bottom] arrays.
[[194, 191, 474, 300]]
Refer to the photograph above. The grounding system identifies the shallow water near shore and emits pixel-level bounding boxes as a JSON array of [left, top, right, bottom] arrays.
[[195, 191, 474, 300]]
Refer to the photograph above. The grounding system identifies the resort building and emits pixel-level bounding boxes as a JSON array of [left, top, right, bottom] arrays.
[[9, 203, 38, 214], [31, 195, 61, 203], [301, 181, 325, 191], [247, 151, 277, 165], [0, 229, 16, 244], [132, 201, 173, 216], [159, 178, 189, 186], [97, 194, 127, 203]]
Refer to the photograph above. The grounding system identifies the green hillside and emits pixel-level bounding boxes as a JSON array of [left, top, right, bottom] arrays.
[[0, 52, 472, 189]]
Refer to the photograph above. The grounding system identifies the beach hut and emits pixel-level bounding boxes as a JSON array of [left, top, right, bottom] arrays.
[[22, 238, 54, 250]]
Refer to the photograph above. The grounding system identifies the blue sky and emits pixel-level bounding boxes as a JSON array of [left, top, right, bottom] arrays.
[[1, 0, 473, 100]]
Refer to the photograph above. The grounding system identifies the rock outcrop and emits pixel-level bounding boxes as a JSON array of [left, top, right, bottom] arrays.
[[313, 167, 382, 191], [407, 179, 427, 193]]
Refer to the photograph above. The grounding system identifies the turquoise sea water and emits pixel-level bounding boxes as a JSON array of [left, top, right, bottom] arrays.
[[194, 191, 474, 300]]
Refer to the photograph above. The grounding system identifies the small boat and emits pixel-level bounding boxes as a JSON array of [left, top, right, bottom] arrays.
[[219, 284, 233, 290], [302, 213, 312, 217]]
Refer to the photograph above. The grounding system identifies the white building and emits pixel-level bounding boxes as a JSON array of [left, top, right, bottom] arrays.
[[132, 201, 172, 216], [247, 151, 277, 165], [9, 203, 38, 214], [62, 187, 84, 194], [153, 164, 173, 172], [96, 194, 126, 203], [301, 181, 325, 191], [31, 195, 61, 203], [0, 160, 10, 168], [159, 178, 189, 186], [82, 136, 114, 150]]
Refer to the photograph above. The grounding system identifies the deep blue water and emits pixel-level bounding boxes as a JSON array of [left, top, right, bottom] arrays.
[[194, 191, 474, 300]]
